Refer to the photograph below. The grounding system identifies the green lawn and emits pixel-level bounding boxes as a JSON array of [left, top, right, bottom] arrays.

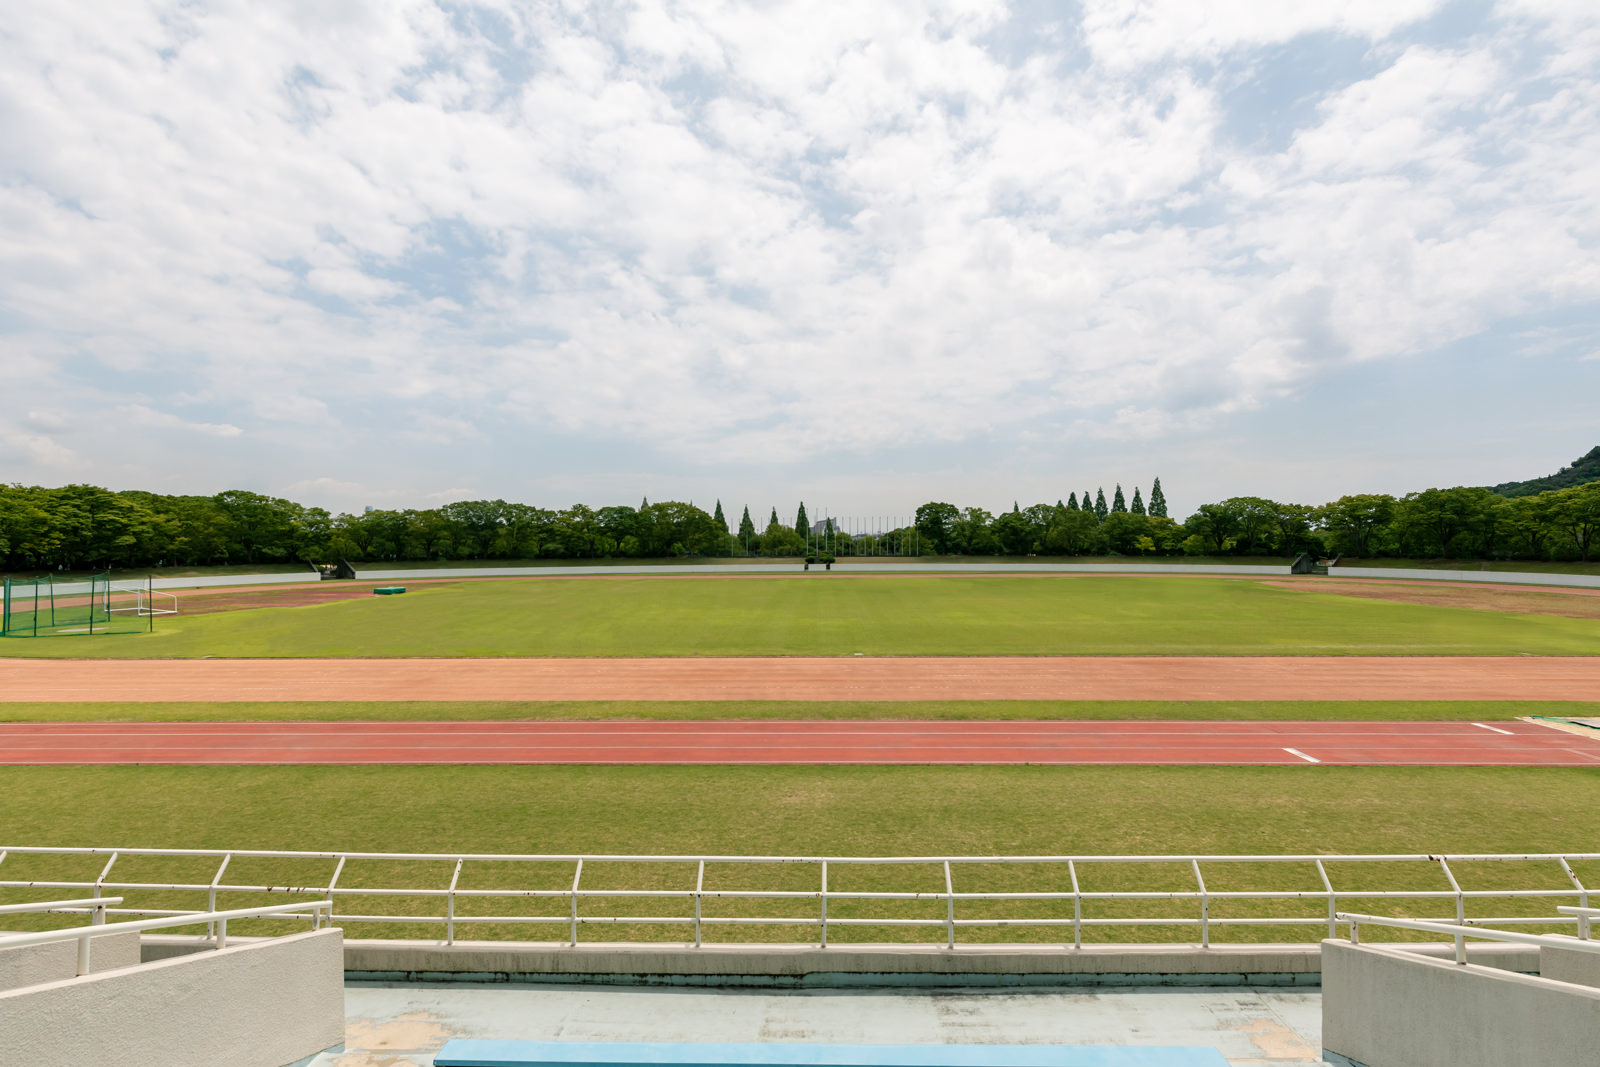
[[6, 575, 1600, 658], [3, 765, 1595, 944], [4, 700, 1595, 723]]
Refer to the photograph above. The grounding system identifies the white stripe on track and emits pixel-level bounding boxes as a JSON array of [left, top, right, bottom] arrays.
[[1472, 722, 1514, 735], [1284, 747, 1321, 764]]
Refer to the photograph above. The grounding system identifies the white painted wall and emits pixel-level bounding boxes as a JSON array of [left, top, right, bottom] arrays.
[[0, 928, 344, 1067], [0, 930, 139, 991], [1321, 939, 1600, 1067]]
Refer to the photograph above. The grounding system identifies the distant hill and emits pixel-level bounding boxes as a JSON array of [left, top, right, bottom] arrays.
[[1488, 445, 1600, 497]]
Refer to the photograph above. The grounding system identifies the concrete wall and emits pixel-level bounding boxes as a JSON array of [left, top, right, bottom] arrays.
[[1322, 939, 1600, 1067], [329, 937, 1535, 987], [0, 930, 140, 991], [1541, 942, 1600, 989], [0, 928, 345, 1067], [1332, 566, 1600, 589]]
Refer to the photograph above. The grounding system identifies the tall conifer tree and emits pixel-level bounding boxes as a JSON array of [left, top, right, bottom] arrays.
[[1130, 488, 1146, 516], [713, 500, 726, 528], [795, 502, 809, 537], [738, 506, 756, 541], [1094, 488, 1108, 521], [1111, 485, 1127, 513], [1149, 478, 1168, 518], [769, 507, 779, 526], [1067, 492, 1079, 511], [1083, 490, 1094, 516]]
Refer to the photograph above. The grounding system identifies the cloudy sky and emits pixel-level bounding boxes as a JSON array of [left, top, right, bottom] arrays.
[[3, 0, 1597, 522]]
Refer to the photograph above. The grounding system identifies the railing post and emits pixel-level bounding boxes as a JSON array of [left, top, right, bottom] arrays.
[[1349, 917, 1360, 945], [1068, 861, 1081, 949], [569, 859, 583, 947], [208, 853, 232, 938], [446, 858, 463, 946], [943, 861, 955, 949], [820, 861, 828, 949], [1558, 857, 1590, 940], [77, 934, 91, 975], [694, 860, 704, 949], [1192, 860, 1209, 949], [1315, 859, 1336, 940], [1436, 857, 1465, 963], [217, 918, 227, 950]]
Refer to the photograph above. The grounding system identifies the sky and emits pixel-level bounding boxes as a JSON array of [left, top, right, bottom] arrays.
[[2, 0, 1598, 524]]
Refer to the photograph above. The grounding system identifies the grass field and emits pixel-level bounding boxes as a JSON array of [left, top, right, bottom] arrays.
[[5, 700, 1598, 723], [7, 575, 1600, 658], [3, 765, 1596, 944]]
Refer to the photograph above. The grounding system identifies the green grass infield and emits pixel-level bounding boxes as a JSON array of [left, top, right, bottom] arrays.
[[3, 765, 1596, 945], [5, 575, 1600, 658], [3, 700, 1595, 723]]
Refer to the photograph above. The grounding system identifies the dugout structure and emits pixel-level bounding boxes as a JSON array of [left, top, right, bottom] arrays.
[[1, 573, 176, 638]]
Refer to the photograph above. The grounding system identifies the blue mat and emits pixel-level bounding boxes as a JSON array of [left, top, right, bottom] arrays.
[[433, 1040, 1230, 1067]]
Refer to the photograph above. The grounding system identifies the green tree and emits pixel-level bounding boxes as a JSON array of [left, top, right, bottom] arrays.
[[1317, 494, 1397, 557], [991, 511, 1036, 555], [1067, 492, 1079, 511], [1184, 502, 1242, 554], [1044, 508, 1105, 555], [1093, 488, 1108, 522], [737, 506, 756, 553], [1111, 485, 1127, 513], [1148, 477, 1168, 519], [795, 503, 809, 539], [1554, 483, 1600, 560], [914, 502, 961, 554], [1130, 487, 1145, 516], [1224, 496, 1277, 554]]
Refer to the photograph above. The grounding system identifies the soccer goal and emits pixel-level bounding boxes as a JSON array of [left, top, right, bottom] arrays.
[[1, 573, 174, 637]]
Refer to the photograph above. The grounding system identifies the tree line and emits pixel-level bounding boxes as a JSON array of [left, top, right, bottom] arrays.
[[1, 475, 1598, 572]]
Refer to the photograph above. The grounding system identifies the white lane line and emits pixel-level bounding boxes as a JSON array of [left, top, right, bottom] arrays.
[[1472, 723, 1514, 735], [1284, 747, 1321, 764]]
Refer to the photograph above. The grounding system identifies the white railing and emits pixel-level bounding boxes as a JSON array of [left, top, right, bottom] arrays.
[[0, 899, 333, 975], [1339, 911, 1600, 965], [1, 847, 1595, 949], [0, 895, 123, 918]]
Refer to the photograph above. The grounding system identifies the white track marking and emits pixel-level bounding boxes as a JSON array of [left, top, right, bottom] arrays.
[[1284, 747, 1321, 763], [1472, 723, 1514, 735]]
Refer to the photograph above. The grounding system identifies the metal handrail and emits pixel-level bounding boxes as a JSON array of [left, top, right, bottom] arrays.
[[0, 899, 333, 975], [3, 846, 1595, 949], [0, 895, 123, 917], [1338, 911, 1600, 965]]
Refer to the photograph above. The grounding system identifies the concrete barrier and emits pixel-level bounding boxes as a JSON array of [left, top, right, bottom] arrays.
[[323, 937, 1533, 987], [0, 929, 139, 991], [0, 928, 345, 1067], [1541, 941, 1600, 989], [1321, 939, 1600, 1067]]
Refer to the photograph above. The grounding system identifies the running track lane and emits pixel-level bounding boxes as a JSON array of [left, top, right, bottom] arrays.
[[6, 656, 1600, 701], [3, 721, 1598, 766]]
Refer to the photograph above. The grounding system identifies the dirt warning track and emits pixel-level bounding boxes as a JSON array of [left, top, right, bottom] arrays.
[[2, 720, 1596, 766], [4, 656, 1600, 702]]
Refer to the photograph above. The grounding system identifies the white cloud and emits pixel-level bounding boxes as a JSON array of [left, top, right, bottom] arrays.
[[0, 0, 1597, 510]]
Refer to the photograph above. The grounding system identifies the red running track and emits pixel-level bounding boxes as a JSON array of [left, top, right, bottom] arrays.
[[3, 720, 1598, 766]]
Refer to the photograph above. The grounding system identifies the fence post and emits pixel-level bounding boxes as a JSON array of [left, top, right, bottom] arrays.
[[1069, 861, 1082, 949], [1192, 860, 1209, 949], [694, 860, 704, 949], [570, 859, 583, 947], [77, 934, 91, 976], [1436, 857, 1465, 963], [207, 853, 232, 937], [943, 861, 955, 949], [1315, 859, 1335, 940], [820, 861, 828, 949], [1558, 857, 1590, 940], [446, 858, 464, 946]]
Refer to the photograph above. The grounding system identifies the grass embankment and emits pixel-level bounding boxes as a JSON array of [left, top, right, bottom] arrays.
[[4, 700, 1596, 723], [3, 765, 1595, 944], [6, 575, 1600, 658]]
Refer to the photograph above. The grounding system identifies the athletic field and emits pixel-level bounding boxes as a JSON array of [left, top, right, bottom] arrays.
[[3, 570, 1597, 943]]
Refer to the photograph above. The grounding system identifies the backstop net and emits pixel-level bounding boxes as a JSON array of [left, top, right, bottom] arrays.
[[1, 574, 175, 638]]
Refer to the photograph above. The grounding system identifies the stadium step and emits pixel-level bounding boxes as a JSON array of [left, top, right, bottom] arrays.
[[433, 1040, 1230, 1067]]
